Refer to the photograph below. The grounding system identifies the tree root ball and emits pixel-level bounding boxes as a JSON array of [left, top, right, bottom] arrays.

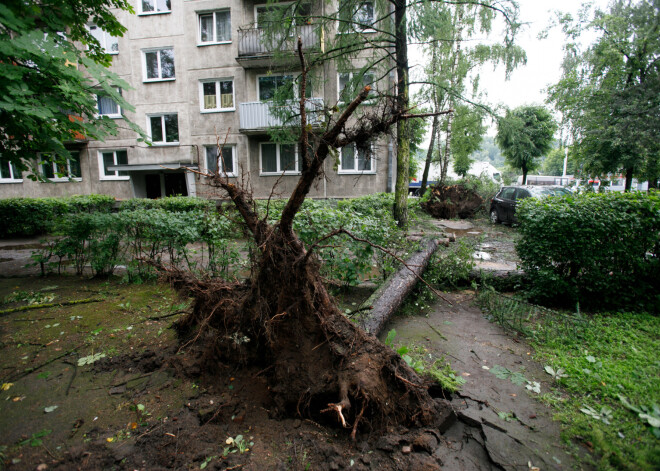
[[421, 183, 484, 219]]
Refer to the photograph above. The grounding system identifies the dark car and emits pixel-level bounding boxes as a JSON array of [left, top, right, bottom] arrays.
[[489, 185, 570, 224]]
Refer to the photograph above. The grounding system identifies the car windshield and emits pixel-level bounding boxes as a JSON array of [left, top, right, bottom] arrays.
[[524, 187, 571, 197]]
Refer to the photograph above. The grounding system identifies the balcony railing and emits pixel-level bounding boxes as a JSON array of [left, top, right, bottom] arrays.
[[239, 98, 324, 132], [237, 24, 320, 57]]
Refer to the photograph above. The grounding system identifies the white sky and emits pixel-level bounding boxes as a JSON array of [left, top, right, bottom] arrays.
[[409, 0, 610, 137]]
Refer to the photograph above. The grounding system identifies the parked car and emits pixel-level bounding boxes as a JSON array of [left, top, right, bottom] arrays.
[[489, 185, 570, 224]]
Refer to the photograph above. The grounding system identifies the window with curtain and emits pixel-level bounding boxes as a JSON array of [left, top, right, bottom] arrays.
[[200, 79, 234, 111], [88, 24, 118, 53], [199, 10, 231, 44], [339, 143, 373, 173], [205, 145, 235, 175], [96, 89, 121, 117]]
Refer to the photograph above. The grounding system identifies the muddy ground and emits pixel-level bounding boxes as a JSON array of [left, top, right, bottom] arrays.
[[0, 220, 589, 470]]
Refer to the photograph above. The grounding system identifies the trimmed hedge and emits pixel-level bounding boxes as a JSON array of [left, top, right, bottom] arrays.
[[0, 195, 216, 238], [516, 191, 660, 311], [0, 195, 116, 237]]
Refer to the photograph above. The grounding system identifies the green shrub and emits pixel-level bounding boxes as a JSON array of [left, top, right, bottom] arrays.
[[118, 196, 214, 212], [516, 192, 660, 311], [0, 195, 115, 237]]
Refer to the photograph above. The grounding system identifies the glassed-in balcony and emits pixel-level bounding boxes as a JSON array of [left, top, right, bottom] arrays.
[[238, 98, 324, 134], [237, 24, 321, 68]]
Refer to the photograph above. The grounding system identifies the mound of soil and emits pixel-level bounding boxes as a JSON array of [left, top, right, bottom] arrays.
[[421, 184, 483, 219]]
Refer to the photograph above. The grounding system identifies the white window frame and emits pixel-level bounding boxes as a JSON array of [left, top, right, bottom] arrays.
[[204, 144, 237, 176], [338, 142, 376, 174], [338, 71, 375, 102], [87, 24, 118, 54], [259, 142, 299, 175], [0, 161, 22, 183], [96, 88, 122, 119], [142, 47, 175, 82], [197, 9, 232, 45], [199, 79, 235, 113], [147, 113, 179, 146], [138, 0, 171, 15], [39, 152, 82, 182], [98, 149, 129, 181]]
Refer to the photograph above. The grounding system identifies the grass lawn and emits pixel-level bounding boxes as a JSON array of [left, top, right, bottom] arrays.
[[532, 312, 660, 470]]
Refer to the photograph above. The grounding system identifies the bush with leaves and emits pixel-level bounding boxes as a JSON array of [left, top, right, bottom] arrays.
[[516, 191, 660, 311], [0, 195, 115, 237]]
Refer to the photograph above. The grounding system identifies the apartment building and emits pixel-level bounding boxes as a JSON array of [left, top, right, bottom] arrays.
[[0, 0, 396, 200]]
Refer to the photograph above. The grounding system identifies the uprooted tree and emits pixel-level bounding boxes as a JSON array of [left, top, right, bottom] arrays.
[[166, 41, 453, 438]]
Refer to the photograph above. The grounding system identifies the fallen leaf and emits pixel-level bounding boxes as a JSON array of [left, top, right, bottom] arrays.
[[461, 372, 471, 377], [1, 383, 13, 391], [44, 405, 58, 413]]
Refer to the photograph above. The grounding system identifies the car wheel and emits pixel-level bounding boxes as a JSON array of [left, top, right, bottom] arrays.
[[490, 209, 500, 224]]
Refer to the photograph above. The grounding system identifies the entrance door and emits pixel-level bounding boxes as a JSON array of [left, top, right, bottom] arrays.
[[164, 173, 188, 197], [145, 174, 161, 199]]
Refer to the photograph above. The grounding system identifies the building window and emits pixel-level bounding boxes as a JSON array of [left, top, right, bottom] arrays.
[[96, 90, 122, 118], [143, 48, 175, 81], [148, 114, 179, 145], [88, 24, 118, 54], [338, 72, 374, 102], [258, 75, 294, 101], [0, 161, 22, 183], [199, 10, 231, 44], [260, 143, 298, 174], [140, 0, 171, 15], [40, 152, 82, 181], [200, 79, 234, 112], [338, 0, 375, 32], [98, 150, 129, 180], [339, 143, 373, 173], [205, 145, 236, 176]]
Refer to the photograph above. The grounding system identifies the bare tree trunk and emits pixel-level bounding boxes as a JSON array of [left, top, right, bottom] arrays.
[[393, 0, 410, 228], [421, 114, 438, 195], [624, 166, 634, 192]]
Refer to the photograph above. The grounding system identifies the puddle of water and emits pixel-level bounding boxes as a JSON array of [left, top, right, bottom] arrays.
[[473, 251, 492, 261]]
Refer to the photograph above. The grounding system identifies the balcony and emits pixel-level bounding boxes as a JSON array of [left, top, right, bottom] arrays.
[[237, 24, 321, 68], [239, 98, 324, 134]]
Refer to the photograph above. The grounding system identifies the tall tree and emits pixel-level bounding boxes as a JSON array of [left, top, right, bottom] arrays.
[[0, 0, 143, 177], [411, 0, 525, 191], [261, 0, 522, 226], [496, 105, 557, 184], [451, 104, 486, 177], [547, 0, 660, 191]]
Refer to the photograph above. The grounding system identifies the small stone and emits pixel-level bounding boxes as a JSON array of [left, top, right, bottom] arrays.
[[402, 445, 412, 454], [37, 464, 48, 471], [292, 419, 302, 429]]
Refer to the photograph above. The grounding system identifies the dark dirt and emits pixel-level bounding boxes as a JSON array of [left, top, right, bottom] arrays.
[[0, 223, 587, 470], [421, 185, 484, 220]]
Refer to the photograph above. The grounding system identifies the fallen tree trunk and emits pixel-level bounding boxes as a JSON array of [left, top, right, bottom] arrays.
[[358, 237, 445, 336]]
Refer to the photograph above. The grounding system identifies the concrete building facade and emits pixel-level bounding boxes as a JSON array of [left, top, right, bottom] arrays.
[[0, 0, 396, 200]]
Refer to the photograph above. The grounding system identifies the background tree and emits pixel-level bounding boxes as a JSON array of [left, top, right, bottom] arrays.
[[0, 0, 142, 177], [495, 105, 557, 184], [547, 0, 660, 190], [451, 105, 487, 177], [542, 146, 575, 176], [411, 0, 525, 192]]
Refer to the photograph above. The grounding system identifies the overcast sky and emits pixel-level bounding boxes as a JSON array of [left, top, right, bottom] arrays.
[[409, 0, 611, 136]]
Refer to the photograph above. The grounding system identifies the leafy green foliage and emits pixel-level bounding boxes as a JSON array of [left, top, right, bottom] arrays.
[[424, 238, 476, 289], [0, 195, 115, 237], [515, 192, 660, 311], [478, 286, 660, 469], [0, 0, 145, 175], [547, 0, 660, 188], [496, 106, 557, 184]]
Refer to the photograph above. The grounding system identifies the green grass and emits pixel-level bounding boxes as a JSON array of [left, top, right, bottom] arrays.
[[477, 290, 660, 470], [531, 312, 660, 470]]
